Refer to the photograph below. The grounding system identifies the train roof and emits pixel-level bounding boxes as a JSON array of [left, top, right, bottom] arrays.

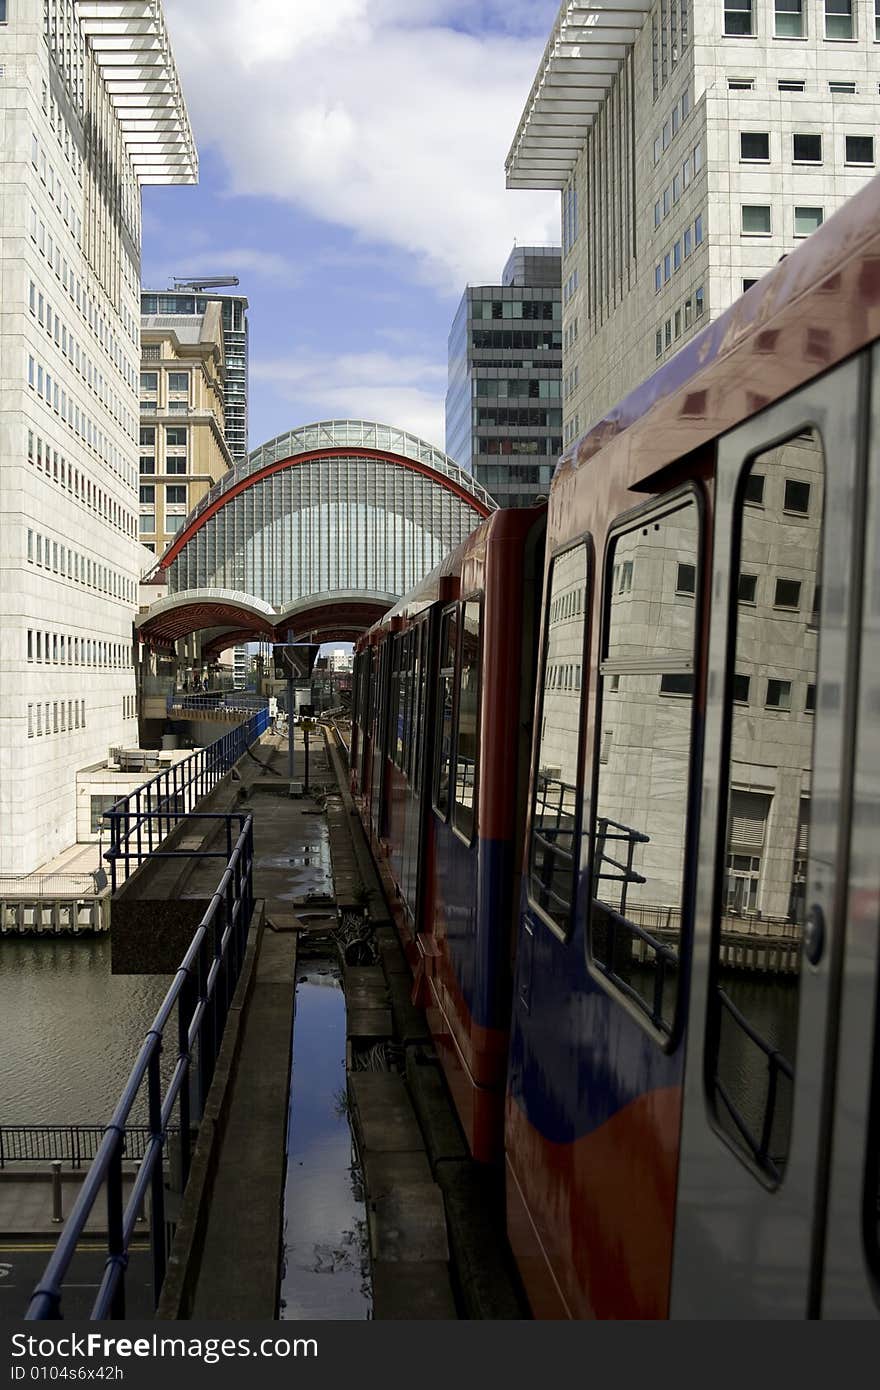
[[358, 504, 545, 645], [555, 170, 880, 507]]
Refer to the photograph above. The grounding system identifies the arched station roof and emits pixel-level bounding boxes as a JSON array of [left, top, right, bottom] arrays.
[[139, 421, 494, 650]]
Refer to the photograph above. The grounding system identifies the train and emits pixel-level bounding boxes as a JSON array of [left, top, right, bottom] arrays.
[[349, 170, 880, 1319]]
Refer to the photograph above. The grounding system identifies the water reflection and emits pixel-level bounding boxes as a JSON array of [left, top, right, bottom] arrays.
[[0, 938, 171, 1123], [279, 962, 371, 1320]]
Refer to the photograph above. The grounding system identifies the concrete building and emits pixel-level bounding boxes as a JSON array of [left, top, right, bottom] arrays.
[[507, 0, 880, 438], [138, 298, 233, 556], [445, 245, 562, 508], [0, 0, 196, 874], [140, 290, 249, 464]]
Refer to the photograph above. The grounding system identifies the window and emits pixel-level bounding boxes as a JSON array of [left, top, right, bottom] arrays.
[[742, 205, 771, 234], [829, 80, 856, 93], [166, 457, 187, 475], [825, 0, 853, 38], [433, 608, 458, 818], [673, 173, 681, 203], [743, 277, 759, 292], [710, 428, 824, 1181], [655, 200, 662, 228], [694, 213, 704, 245], [784, 479, 811, 513], [139, 372, 158, 392], [140, 456, 155, 474], [684, 227, 692, 257], [453, 600, 481, 840], [529, 543, 589, 936], [664, 254, 671, 283], [673, 240, 682, 271], [676, 562, 696, 594], [876, 0, 880, 39], [693, 140, 703, 172], [733, 674, 751, 703], [168, 372, 189, 395], [695, 286, 705, 316], [656, 329, 663, 358], [166, 485, 187, 506], [766, 678, 792, 708], [139, 514, 155, 534], [738, 572, 758, 603], [793, 132, 821, 162], [655, 264, 662, 293], [740, 131, 769, 160], [775, 0, 804, 34], [663, 186, 671, 216], [778, 78, 805, 91], [683, 155, 692, 188], [845, 135, 874, 165], [139, 485, 155, 504], [165, 427, 188, 448], [665, 319, 672, 347], [140, 427, 155, 448], [794, 206, 823, 236], [774, 578, 801, 608], [590, 498, 699, 1034], [166, 515, 186, 534], [728, 78, 755, 89], [744, 472, 765, 504], [725, 0, 754, 34]]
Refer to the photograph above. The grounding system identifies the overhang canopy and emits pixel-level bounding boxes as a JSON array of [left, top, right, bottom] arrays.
[[76, 0, 198, 185], [506, 1, 651, 190]]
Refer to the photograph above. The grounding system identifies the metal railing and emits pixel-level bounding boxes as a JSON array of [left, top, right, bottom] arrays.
[[103, 709, 269, 892], [0, 873, 101, 898], [171, 693, 268, 715], [714, 987, 795, 1182], [26, 813, 255, 1320], [0, 1126, 179, 1169]]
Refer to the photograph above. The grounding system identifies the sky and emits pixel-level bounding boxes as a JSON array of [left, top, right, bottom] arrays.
[[142, 0, 562, 457]]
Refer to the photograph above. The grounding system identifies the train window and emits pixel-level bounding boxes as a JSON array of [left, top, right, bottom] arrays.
[[433, 607, 459, 820], [588, 496, 700, 1036], [528, 542, 590, 936], [453, 599, 481, 842], [709, 427, 825, 1184], [390, 636, 403, 769], [412, 622, 428, 792]]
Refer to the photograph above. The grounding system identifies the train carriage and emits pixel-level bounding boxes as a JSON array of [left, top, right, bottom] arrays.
[[507, 171, 880, 1318]]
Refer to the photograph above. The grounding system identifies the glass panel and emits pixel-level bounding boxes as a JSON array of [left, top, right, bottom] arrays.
[[453, 600, 481, 839], [725, 0, 753, 34], [590, 499, 699, 1033], [529, 544, 589, 935], [433, 608, 459, 818], [711, 428, 825, 1183], [775, 0, 803, 35]]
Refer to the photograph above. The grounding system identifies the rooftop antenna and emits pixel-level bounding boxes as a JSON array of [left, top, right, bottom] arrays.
[[172, 275, 240, 291]]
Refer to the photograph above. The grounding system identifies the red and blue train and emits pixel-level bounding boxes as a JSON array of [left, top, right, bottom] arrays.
[[350, 171, 880, 1319]]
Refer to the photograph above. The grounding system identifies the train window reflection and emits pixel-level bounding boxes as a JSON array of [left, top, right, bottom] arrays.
[[529, 542, 589, 936], [589, 497, 700, 1035], [433, 607, 458, 819], [710, 427, 825, 1184], [453, 599, 481, 841]]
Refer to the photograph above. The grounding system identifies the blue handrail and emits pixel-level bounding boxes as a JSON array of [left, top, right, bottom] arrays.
[[26, 814, 255, 1320], [103, 708, 269, 892]]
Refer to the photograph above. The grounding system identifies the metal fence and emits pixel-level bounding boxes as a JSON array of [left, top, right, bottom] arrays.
[[26, 813, 256, 1320], [0, 1126, 179, 1169], [0, 874, 100, 898], [103, 708, 269, 892]]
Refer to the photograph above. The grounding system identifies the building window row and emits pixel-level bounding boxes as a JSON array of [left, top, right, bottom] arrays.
[[473, 378, 560, 399], [28, 279, 137, 449], [470, 298, 558, 322], [26, 527, 136, 606], [29, 205, 139, 431], [27, 349, 135, 477], [564, 315, 580, 351], [478, 436, 562, 458], [123, 695, 136, 720], [655, 141, 704, 229], [724, 0, 874, 40], [652, 0, 692, 101], [27, 700, 87, 739], [732, 675, 816, 712], [739, 129, 875, 164], [653, 86, 693, 164], [562, 179, 579, 256], [732, 76, 878, 92], [654, 213, 704, 293], [470, 328, 561, 352], [563, 365, 580, 401], [40, 79, 83, 183], [31, 129, 82, 244], [26, 628, 133, 670], [563, 268, 579, 306], [27, 429, 136, 540], [654, 285, 706, 358], [563, 413, 581, 446], [139, 424, 189, 474], [741, 203, 824, 235]]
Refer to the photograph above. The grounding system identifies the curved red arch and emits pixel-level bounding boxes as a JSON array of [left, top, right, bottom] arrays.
[[158, 446, 493, 571]]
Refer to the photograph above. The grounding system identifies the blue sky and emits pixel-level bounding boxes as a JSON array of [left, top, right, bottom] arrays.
[[142, 0, 561, 456]]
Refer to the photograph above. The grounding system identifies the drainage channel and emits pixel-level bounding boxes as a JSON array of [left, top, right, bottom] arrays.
[[279, 945, 372, 1320]]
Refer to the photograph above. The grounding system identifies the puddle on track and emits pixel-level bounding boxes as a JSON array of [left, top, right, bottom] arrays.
[[279, 960, 372, 1320]]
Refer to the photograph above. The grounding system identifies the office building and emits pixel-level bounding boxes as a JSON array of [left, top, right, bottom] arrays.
[[140, 290, 248, 464], [446, 245, 562, 508], [139, 298, 234, 555], [0, 0, 196, 873], [507, 0, 880, 438]]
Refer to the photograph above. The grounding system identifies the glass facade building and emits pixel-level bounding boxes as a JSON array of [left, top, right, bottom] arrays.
[[445, 246, 562, 509]]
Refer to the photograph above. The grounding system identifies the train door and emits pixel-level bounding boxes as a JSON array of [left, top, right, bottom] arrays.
[[814, 345, 880, 1319], [369, 642, 388, 840], [399, 615, 431, 927], [670, 357, 867, 1316]]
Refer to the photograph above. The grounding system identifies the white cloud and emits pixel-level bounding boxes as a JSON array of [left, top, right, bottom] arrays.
[[253, 349, 450, 447], [162, 0, 559, 292]]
